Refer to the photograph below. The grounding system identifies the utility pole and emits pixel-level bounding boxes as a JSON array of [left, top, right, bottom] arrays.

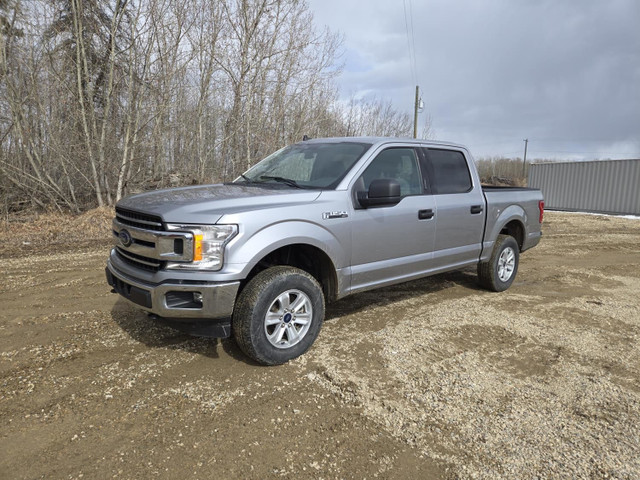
[[522, 138, 529, 179], [413, 85, 419, 139]]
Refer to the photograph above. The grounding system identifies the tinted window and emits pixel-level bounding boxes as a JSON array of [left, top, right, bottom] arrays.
[[426, 149, 472, 194], [359, 148, 422, 197]]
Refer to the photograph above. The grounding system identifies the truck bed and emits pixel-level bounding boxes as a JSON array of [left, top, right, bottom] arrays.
[[482, 185, 543, 254], [481, 185, 539, 192]]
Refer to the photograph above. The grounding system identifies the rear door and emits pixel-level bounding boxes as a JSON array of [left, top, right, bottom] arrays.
[[349, 146, 436, 292], [421, 148, 485, 270]]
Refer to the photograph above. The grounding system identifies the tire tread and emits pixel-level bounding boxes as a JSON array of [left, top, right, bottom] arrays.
[[477, 234, 519, 292], [233, 266, 324, 365]]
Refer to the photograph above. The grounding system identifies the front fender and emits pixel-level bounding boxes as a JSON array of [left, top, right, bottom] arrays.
[[223, 219, 348, 278]]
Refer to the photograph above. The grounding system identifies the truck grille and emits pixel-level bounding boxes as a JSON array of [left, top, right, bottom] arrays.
[[115, 207, 164, 231], [114, 208, 165, 270], [115, 247, 164, 272], [112, 210, 193, 273]]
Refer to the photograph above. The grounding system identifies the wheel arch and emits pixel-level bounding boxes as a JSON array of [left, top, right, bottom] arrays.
[[240, 243, 339, 303], [487, 204, 528, 252], [500, 219, 525, 251]]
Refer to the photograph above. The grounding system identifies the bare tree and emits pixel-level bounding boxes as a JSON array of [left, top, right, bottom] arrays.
[[0, 0, 432, 212], [343, 95, 416, 138]]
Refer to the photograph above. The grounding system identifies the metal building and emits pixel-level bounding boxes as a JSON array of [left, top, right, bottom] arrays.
[[528, 159, 640, 215]]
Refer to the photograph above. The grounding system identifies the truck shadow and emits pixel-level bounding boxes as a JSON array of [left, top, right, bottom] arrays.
[[110, 299, 262, 365], [110, 268, 480, 363], [110, 299, 221, 358], [325, 268, 480, 321]]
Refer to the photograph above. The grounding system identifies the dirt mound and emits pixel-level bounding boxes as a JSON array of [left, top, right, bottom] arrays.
[[71, 207, 115, 236], [0, 207, 114, 257]]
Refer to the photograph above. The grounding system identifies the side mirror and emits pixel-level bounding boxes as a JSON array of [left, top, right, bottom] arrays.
[[357, 179, 402, 208]]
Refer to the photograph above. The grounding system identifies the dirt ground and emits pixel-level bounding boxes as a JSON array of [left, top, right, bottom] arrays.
[[1, 211, 639, 479]]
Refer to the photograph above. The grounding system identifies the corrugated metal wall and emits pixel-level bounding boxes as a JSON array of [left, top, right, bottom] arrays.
[[528, 159, 640, 215]]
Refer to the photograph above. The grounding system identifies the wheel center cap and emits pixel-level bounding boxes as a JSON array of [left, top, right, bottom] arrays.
[[283, 313, 293, 323]]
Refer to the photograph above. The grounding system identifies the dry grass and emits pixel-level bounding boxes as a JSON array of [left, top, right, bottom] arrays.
[[0, 207, 114, 257]]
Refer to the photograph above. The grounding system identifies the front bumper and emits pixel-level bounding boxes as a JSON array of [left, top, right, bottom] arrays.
[[106, 259, 240, 325]]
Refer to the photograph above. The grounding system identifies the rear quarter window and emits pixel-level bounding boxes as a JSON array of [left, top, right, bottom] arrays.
[[426, 149, 472, 194]]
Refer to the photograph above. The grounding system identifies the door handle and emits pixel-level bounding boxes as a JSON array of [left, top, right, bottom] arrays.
[[470, 205, 483, 214], [418, 209, 434, 220]]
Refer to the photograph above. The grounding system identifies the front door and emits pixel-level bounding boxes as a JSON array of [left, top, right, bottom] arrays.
[[350, 147, 436, 292]]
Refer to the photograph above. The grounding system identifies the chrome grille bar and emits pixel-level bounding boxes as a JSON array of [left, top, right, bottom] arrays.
[[116, 247, 162, 268], [115, 208, 164, 230], [112, 219, 194, 262]]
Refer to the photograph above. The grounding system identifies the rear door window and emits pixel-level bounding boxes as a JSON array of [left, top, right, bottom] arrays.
[[423, 149, 472, 194]]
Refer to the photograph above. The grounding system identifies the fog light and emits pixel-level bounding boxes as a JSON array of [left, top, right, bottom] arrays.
[[193, 292, 203, 304]]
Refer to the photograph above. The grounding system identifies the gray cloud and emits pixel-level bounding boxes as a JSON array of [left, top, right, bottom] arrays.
[[309, 0, 640, 159]]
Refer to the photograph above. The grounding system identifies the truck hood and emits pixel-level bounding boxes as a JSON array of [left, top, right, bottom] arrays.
[[117, 184, 322, 224]]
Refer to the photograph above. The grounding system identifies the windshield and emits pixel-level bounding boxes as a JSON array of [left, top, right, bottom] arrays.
[[235, 141, 372, 189]]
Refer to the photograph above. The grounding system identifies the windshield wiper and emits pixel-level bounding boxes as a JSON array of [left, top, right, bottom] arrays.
[[259, 175, 304, 189], [239, 174, 256, 183]]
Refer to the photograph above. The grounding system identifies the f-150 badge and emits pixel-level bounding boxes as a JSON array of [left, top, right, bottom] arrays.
[[322, 211, 348, 219]]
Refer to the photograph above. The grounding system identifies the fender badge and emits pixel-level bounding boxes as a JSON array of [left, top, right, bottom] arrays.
[[322, 211, 348, 219]]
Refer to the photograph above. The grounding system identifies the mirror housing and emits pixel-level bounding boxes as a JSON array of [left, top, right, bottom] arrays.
[[357, 179, 402, 208]]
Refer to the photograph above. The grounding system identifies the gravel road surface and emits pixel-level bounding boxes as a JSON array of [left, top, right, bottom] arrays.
[[1, 211, 639, 479]]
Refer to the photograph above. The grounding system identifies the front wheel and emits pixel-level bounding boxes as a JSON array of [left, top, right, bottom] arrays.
[[233, 266, 325, 365], [477, 234, 519, 292]]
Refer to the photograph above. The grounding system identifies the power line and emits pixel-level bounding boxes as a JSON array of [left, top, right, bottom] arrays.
[[408, 0, 418, 85], [402, 0, 417, 87]]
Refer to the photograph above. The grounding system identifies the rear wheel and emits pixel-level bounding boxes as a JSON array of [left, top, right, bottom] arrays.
[[477, 234, 519, 292], [233, 266, 325, 365]]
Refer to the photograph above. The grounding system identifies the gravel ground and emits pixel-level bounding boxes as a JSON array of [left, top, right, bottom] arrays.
[[0, 211, 639, 479]]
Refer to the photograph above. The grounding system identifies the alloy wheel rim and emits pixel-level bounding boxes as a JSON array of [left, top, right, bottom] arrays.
[[264, 289, 313, 349], [497, 247, 516, 282]]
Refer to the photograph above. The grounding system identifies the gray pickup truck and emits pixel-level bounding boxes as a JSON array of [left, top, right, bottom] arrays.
[[106, 137, 543, 365]]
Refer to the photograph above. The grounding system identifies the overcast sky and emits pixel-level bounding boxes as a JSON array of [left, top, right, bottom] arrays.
[[307, 0, 640, 160]]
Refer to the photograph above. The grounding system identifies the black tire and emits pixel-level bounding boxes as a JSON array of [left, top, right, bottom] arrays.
[[233, 266, 325, 365], [477, 234, 519, 292]]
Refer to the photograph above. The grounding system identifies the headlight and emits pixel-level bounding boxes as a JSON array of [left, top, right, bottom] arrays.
[[165, 224, 237, 271]]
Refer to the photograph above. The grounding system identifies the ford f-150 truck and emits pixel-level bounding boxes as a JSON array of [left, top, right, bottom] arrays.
[[106, 137, 543, 365]]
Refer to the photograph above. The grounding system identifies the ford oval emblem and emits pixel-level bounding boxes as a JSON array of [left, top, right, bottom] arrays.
[[119, 229, 133, 247]]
